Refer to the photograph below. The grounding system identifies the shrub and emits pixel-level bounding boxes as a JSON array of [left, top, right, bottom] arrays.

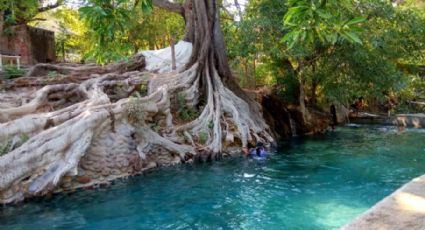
[[0, 139, 12, 156], [0, 134, 30, 157], [20, 134, 30, 143], [198, 132, 208, 145], [48, 71, 59, 78], [177, 93, 199, 121], [2, 64, 26, 79]]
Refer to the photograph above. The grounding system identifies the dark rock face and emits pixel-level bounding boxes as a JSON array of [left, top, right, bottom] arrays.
[[304, 106, 331, 134], [261, 94, 292, 138], [261, 93, 330, 138]]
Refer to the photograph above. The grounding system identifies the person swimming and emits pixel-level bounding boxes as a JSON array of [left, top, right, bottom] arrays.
[[249, 142, 268, 158]]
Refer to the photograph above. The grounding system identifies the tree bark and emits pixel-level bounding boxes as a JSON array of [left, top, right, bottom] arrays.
[[152, 0, 184, 16], [296, 64, 310, 125]]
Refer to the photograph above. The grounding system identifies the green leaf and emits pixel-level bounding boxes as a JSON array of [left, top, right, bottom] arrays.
[[316, 9, 332, 19], [345, 17, 367, 26], [342, 31, 363, 44]]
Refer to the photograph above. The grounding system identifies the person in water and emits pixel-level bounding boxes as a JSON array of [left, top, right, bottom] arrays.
[[249, 142, 268, 158]]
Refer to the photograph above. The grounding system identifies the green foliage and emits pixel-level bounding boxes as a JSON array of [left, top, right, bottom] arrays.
[[282, 0, 366, 48], [397, 74, 425, 113], [149, 121, 161, 132], [11, 1, 184, 64], [80, 1, 133, 64], [198, 132, 208, 145], [20, 134, 30, 144], [139, 84, 148, 96], [1, 0, 39, 30], [177, 93, 199, 122], [224, 0, 425, 111], [208, 120, 213, 130], [2, 65, 26, 79], [48, 71, 58, 78], [130, 84, 148, 98], [131, 7, 185, 52], [77, 1, 184, 64], [0, 138, 12, 156], [0, 134, 29, 156], [79, 0, 153, 64], [28, 7, 90, 62]]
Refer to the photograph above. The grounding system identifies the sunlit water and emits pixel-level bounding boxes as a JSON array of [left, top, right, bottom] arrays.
[[1, 126, 425, 230]]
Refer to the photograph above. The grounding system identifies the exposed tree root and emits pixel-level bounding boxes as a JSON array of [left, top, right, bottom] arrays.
[[0, 0, 274, 204], [0, 50, 273, 203]]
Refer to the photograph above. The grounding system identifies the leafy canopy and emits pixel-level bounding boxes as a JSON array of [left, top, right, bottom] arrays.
[[78, 0, 153, 64], [282, 0, 366, 48]]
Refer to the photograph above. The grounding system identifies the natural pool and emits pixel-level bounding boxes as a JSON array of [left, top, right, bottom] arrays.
[[1, 126, 425, 230]]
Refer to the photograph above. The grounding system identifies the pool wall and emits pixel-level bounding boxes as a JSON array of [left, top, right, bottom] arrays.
[[342, 174, 425, 230]]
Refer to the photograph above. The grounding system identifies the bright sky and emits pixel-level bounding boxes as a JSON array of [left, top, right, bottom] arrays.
[[223, 0, 248, 21]]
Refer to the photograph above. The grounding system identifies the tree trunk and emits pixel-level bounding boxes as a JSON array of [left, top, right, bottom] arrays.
[[296, 65, 310, 125], [253, 57, 257, 88], [311, 79, 317, 105], [233, 0, 243, 22], [0, 0, 273, 204], [170, 37, 176, 70]]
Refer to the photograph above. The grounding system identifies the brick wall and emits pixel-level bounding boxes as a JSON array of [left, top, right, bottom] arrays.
[[0, 25, 56, 65]]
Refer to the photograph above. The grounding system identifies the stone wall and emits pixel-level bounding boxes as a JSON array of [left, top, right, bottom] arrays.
[[349, 113, 425, 128], [0, 25, 55, 65]]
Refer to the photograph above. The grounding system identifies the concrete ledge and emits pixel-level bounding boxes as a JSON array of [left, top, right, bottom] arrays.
[[395, 114, 425, 128], [349, 113, 425, 128], [342, 174, 425, 230]]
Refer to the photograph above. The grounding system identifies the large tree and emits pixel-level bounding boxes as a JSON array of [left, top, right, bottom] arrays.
[[0, 0, 273, 203]]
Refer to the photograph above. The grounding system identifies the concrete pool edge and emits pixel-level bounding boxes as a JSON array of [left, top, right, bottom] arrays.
[[341, 174, 425, 230]]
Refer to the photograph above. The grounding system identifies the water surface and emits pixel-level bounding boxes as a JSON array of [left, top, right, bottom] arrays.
[[1, 126, 425, 230]]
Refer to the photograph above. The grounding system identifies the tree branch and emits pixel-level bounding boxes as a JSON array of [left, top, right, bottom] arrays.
[[152, 0, 184, 16], [38, 2, 62, 13], [28, 18, 47, 22]]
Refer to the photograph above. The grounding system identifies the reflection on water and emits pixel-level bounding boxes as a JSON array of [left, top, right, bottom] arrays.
[[1, 126, 425, 230]]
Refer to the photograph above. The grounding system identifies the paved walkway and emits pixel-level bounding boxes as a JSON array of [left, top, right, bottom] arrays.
[[342, 174, 425, 230]]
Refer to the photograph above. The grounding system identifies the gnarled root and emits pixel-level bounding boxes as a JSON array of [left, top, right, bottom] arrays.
[[0, 48, 273, 204]]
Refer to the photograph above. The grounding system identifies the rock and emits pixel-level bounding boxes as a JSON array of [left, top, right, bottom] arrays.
[[77, 169, 86, 176], [261, 94, 292, 138], [225, 133, 234, 143], [77, 176, 91, 184], [336, 104, 350, 124], [144, 161, 157, 170], [12, 184, 20, 193], [101, 170, 109, 177], [62, 176, 72, 183], [111, 169, 121, 175], [91, 174, 100, 180], [171, 155, 181, 165], [61, 182, 72, 189]]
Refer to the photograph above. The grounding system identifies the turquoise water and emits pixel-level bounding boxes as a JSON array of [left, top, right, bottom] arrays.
[[1, 126, 425, 230]]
